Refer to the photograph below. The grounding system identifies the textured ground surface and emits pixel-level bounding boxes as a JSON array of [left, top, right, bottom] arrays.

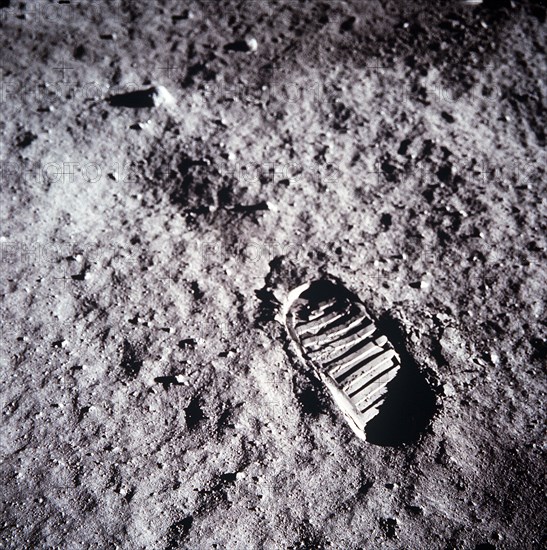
[[0, 1, 545, 548]]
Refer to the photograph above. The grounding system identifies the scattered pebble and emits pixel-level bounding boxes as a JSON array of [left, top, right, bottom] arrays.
[[108, 86, 175, 109], [172, 10, 193, 22], [151, 85, 175, 107], [224, 37, 258, 53], [178, 338, 197, 349], [410, 280, 430, 290], [246, 37, 258, 52]]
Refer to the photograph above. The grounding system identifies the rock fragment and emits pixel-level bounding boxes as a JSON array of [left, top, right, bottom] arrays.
[[224, 37, 258, 53], [108, 86, 175, 108]]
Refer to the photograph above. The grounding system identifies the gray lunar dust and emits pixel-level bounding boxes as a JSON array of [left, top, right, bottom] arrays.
[[0, 0, 546, 549]]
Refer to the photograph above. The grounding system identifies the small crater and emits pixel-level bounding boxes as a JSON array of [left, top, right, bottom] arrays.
[[441, 111, 455, 123], [436, 164, 453, 183], [340, 16, 356, 32], [17, 131, 37, 148], [358, 479, 374, 496], [379, 517, 397, 539], [216, 402, 242, 436], [293, 376, 327, 417], [398, 138, 412, 155], [290, 532, 327, 550], [120, 340, 143, 379], [166, 516, 193, 550], [190, 281, 204, 300], [77, 406, 91, 422], [185, 396, 205, 430], [219, 472, 237, 483], [73, 44, 86, 59], [380, 213, 393, 229]]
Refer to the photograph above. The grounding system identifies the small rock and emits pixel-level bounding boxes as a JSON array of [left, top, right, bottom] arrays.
[[172, 10, 192, 21], [151, 85, 175, 107], [246, 37, 258, 52], [434, 313, 452, 324], [108, 86, 175, 109], [410, 280, 430, 290], [178, 338, 197, 349], [224, 38, 258, 53]]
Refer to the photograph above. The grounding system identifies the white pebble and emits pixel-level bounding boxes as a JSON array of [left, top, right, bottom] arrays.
[[152, 86, 175, 107], [246, 37, 258, 52]]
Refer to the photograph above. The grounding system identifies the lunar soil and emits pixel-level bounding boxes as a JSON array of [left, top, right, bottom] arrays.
[[0, 1, 545, 548]]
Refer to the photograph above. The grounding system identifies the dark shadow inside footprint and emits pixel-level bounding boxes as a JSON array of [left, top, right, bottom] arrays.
[[300, 279, 354, 306], [365, 315, 437, 447]]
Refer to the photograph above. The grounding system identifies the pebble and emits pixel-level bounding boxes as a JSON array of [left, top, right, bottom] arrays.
[[434, 313, 452, 324], [246, 37, 258, 52], [151, 86, 175, 107]]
